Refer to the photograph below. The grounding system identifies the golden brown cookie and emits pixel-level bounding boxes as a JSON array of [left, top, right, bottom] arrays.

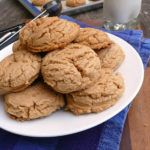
[[19, 17, 80, 52], [4, 82, 64, 121], [74, 28, 112, 50], [96, 42, 125, 70], [66, 69, 125, 115], [42, 44, 101, 93], [66, 0, 86, 7], [32, 0, 51, 6], [0, 48, 41, 95]]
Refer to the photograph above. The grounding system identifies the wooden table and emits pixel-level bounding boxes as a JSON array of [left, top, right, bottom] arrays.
[[0, 0, 150, 149]]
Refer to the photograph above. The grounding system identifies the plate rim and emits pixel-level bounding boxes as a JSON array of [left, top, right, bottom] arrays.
[[0, 32, 144, 137]]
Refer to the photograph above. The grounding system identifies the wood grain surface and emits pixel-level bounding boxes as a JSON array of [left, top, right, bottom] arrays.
[[0, 0, 150, 149], [120, 66, 150, 150]]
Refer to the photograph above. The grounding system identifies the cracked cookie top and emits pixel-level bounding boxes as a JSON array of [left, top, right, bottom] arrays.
[[74, 28, 112, 50], [4, 82, 64, 121], [0, 49, 41, 95], [19, 17, 80, 52], [42, 44, 101, 93], [66, 69, 125, 115], [96, 42, 126, 70]]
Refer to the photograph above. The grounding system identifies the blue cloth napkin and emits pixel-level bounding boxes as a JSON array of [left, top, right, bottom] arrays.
[[0, 15, 150, 150]]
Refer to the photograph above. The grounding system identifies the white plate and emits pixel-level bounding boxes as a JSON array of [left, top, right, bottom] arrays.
[[0, 33, 144, 137]]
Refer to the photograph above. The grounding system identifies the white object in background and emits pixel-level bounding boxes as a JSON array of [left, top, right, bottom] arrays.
[[103, 0, 142, 30]]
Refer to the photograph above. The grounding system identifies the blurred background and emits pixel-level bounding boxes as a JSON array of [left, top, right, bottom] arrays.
[[0, 0, 150, 38]]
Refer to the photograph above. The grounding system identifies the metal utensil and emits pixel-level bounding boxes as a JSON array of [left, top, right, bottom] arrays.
[[0, 0, 62, 48]]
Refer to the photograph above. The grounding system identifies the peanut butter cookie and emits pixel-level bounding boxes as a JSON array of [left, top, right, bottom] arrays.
[[42, 44, 101, 93], [66, 69, 125, 115], [74, 28, 112, 50], [0, 49, 41, 95], [4, 82, 64, 121], [32, 0, 51, 6], [96, 42, 125, 70], [19, 17, 80, 52], [66, 0, 86, 7]]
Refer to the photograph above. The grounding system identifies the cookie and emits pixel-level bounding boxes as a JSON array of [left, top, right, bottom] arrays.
[[74, 28, 112, 50], [96, 42, 125, 70], [4, 82, 64, 121], [66, 0, 86, 7], [42, 44, 101, 93], [19, 17, 80, 52], [66, 69, 125, 115], [0, 48, 41, 95], [32, 0, 51, 6]]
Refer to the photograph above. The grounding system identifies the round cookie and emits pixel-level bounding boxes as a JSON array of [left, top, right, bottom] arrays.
[[32, 0, 51, 6], [19, 17, 80, 52], [74, 28, 112, 50], [0, 48, 41, 95], [66, 69, 125, 115], [66, 0, 86, 7], [96, 42, 125, 70], [4, 82, 64, 121], [42, 44, 101, 93]]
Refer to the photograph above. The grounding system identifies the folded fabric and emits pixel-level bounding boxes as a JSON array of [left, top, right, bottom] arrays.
[[0, 15, 150, 150]]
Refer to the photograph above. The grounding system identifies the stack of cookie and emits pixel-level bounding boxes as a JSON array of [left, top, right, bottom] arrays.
[[0, 17, 125, 121]]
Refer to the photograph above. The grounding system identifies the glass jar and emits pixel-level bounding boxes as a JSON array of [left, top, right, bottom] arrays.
[[103, 0, 142, 31]]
